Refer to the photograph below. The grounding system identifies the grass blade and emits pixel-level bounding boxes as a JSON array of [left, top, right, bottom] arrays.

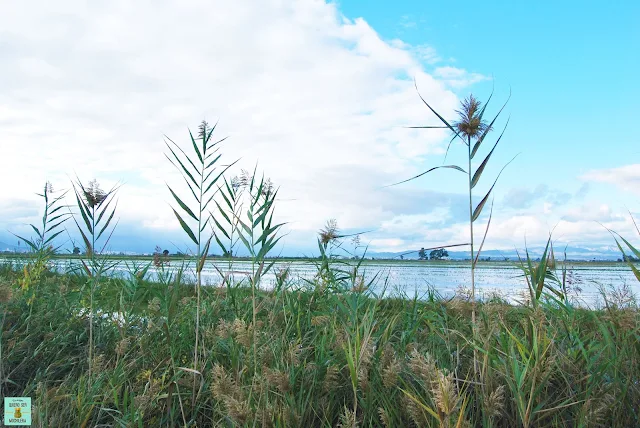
[[384, 165, 466, 188], [474, 198, 494, 265], [171, 208, 198, 245], [188, 129, 203, 164], [167, 185, 198, 222], [74, 193, 93, 234], [12, 233, 37, 251], [413, 78, 465, 145], [470, 118, 510, 189], [471, 88, 511, 159], [96, 205, 117, 241], [472, 154, 518, 222]]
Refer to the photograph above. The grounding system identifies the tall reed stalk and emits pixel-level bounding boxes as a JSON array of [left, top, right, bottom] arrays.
[[232, 170, 285, 369], [388, 82, 515, 377], [71, 178, 120, 380], [164, 119, 237, 404], [212, 174, 246, 297], [13, 182, 69, 324]]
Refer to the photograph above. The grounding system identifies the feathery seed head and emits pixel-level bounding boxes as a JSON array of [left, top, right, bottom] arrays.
[[319, 219, 339, 245], [454, 94, 491, 141], [431, 370, 459, 417], [82, 179, 107, 208]]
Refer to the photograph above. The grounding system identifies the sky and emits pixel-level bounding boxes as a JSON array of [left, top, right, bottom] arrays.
[[0, 0, 639, 256]]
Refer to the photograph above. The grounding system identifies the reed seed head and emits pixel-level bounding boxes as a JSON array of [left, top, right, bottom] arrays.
[[323, 365, 339, 393], [378, 407, 392, 428], [311, 315, 331, 327], [484, 385, 505, 419], [115, 337, 130, 356], [338, 406, 358, 428], [408, 349, 437, 386], [210, 363, 241, 399], [147, 297, 161, 313], [404, 395, 429, 427], [319, 219, 339, 245], [82, 179, 107, 208], [454, 94, 491, 141], [264, 367, 291, 393], [382, 356, 401, 389], [431, 370, 459, 417]]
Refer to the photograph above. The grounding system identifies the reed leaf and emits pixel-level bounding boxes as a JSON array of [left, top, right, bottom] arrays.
[[164, 146, 200, 189], [165, 135, 200, 177], [413, 79, 465, 145], [472, 154, 518, 222], [167, 185, 198, 221], [385, 165, 466, 188], [171, 208, 198, 245], [471, 92, 510, 159], [470, 118, 510, 189], [474, 198, 494, 265], [12, 234, 37, 251], [74, 194, 93, 234], [188, 129, 204, 164]]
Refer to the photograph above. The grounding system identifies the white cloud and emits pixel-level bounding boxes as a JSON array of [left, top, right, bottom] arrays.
[[3, 0, 626, 256], [433, 66, 488, 88], [0, 0, 473, 254], [582, 164, 640, 196], [413, 45, 441, 64]]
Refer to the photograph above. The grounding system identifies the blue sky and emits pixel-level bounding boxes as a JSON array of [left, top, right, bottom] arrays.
[[0, 0, 638, 256], [339, 0, 640, 189]]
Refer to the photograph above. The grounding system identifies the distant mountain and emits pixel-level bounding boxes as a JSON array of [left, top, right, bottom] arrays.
[[362, 245, 625, 261], [0, 241, 28, 253], [0, 238, 626, 261]]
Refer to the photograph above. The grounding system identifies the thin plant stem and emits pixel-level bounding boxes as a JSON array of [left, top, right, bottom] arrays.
[[88, 206, 96, 381], [467, 136, 478, 379], [193, 144, 205, 405]]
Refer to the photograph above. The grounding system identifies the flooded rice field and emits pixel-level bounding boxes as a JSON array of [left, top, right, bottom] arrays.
[[32, 258, 639, 307]]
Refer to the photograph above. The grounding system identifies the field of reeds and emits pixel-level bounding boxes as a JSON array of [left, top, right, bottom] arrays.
[[1, 252, 639, 427], [1, 97, 640, 427]]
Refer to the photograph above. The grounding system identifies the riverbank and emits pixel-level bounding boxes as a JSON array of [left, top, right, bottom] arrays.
[[1, 265, 638, 427]]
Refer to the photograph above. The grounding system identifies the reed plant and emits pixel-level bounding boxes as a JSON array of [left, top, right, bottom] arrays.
[[12, 182, 69, 312], [71, 177, 120, 380], [230, 168, 285, 369], [388, 83, 516, 378], [164, 119, 238, 405]]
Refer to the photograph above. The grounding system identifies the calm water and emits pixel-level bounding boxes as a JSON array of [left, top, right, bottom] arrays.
[[33, 258, 639, 307]]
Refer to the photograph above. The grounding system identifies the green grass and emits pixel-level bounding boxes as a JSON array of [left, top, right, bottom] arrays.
[[1, 263, 638, 427]]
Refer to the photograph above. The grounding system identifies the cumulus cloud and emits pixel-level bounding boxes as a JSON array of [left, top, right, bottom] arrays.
[[433, 66, 488, 89], [2, 0, 627, 256], [561, 204, 625, 223], [0, 199, 40, 223], [0, 0, 479, 254], [502, 184, 572, 210], [582, 164, 640, 196]]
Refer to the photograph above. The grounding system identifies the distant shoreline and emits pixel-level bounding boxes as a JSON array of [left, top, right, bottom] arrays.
[[0, 253, 634, 266]]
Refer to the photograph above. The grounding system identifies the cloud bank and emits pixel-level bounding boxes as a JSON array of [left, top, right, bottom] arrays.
[[0, 0, 637, 255]]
